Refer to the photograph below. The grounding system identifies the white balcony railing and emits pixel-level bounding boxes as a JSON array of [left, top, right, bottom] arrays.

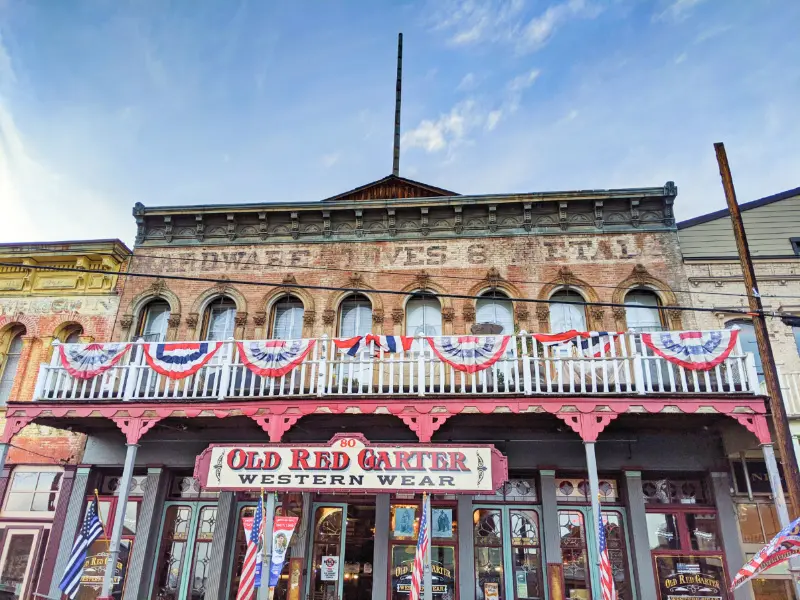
[[32, 331, 760, 402]]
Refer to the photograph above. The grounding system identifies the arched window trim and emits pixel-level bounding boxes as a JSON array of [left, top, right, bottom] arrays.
[[337, 294, 373, 338], [726, 319, 763, 380], [135, 299, 171, 342], [405, 292, 443, 337], [624, 287, 665, 332], [549, 288, 588, 333], [200, 295, 238, 341], [270, 294, 305, 339], [0, 325, 26, 404], [475, 289, 514, 334]]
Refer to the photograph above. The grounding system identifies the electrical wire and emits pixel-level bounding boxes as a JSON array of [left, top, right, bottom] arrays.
[[0, 260, 765, 317], [21, 247, 800, 302], [7, 442, 71, 465]]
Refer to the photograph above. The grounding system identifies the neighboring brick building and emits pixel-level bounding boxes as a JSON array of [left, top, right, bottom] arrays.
[[0, 239, 129, 598], [679, 186, 800, 599], [4, 174, 780, 600]]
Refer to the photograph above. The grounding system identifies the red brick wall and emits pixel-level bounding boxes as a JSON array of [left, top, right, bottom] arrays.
[[118, 231, 695, 340]]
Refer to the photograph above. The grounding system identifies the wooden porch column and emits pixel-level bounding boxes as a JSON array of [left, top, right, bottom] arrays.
[[457, 494, 475, 600], [123, 466, 168, 600], [710, 471, 754, 600], [204, 491, 238, 599], [372, 494, 391, 600], [46, 466, 92, 599], [622, 470, 657, 600]]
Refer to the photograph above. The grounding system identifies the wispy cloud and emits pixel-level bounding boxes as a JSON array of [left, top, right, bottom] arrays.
[[431, 0, 602, 53], [456, 72, 476, 92], [654, 0, 707, 23], [322, 152, 341, 168], [404, 69, 540, 152]]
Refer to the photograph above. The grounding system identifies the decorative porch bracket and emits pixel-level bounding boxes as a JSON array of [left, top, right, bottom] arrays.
[[400, 413, 451, 442], [555, 412, 619, 442], [731, 413, 771, 445], [0, 415, 35, 444], [250, 414, 302, 442], [110, 417, 164, 445]]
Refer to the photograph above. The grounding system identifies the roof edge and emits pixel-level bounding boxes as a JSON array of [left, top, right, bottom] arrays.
[[678, 186, 800, 230]]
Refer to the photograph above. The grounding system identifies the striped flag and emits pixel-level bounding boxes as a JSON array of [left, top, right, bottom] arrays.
[[59, 497, 104, 599], [598, 513, 616, 600], [731, 515, 800, 590], [410, 494, 430, 600], [237, 496, 265, 600]]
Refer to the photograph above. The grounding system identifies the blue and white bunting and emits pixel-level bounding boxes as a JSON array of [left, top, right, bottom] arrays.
[[426, 335, 511, 373], [237, 339, 316, 377], [143, 342, 223, 379], [59, 343, 131, 380]]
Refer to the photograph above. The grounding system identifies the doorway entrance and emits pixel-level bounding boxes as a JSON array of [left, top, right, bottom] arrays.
[[308, 503, 376, 600]]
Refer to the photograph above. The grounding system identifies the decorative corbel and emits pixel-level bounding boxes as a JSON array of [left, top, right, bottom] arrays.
[[290, 212, 299, 240], [322, 210, 331, 238], [387, 208, 397, 237], [555, 412, 619, 442], [322, 309, 336, 326], [164, 216, 173, 242], [454, 206, 463, 234], [420, 207, 429, 236], [559, 202, 568, 231], [258, 212, 269, 241], [195, 214, 205, 241], [355, 209, 364, 237], [111, 416, 164, 445], [522, 203, 532, 232], [488, 205, 497, 232], [400, 413, 451, 443], [227, 214, 237, 241], [251, 414, 302, 443], [630, 199, 640, 227]]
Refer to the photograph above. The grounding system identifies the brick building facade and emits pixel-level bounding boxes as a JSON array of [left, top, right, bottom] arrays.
[[0, 176, 781, 600]]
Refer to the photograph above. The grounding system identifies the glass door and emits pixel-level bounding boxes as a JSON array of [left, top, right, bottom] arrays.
[[0, 528, 43, 600], [151, 501, 218, 600], [558, 508, 636, 600], [473, 506, 545, 600], [308, 503, 347, 600]]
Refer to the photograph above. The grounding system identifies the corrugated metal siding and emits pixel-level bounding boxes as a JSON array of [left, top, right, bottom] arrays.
[[679, 194, 800, 258]]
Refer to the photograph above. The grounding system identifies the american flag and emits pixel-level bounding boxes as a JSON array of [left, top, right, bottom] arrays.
[[598, 513, 615, 600], [410, 494, 430, 600], [237, 496, 265, 600], [59, 497, 105, 599], [731, 515, 800, 590]]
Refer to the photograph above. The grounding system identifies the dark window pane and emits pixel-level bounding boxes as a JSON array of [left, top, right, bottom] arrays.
[[646, 513, 680, 550], [687, 513, 720, 551]]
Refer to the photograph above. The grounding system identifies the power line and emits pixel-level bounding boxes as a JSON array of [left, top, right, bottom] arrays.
[[0, 260, 764, 317], [19, 247, 800, 302]]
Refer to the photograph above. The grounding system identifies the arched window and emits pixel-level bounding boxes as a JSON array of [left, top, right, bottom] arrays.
[[271, 295, 305, 339], [59, 324, 83, 344], [201, 297, 237, 341], [475, 291, 514, 334], [550, 291, 587, 333], [624, 289, 664, 332], [0, 327, 26, 403], [728, 320, 763, 380], [338, 295, 372, 338], [137, 300, 171, 342], [405, 293, 442, 337]]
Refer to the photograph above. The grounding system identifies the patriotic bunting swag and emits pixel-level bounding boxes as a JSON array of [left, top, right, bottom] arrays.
[[641, 329, 739, 371], [731, 515, 800, 590], [143, 342, 223, 379], [425, 335, 510, 373], [59, 343, 131, 379], [334, 334, 413, 357], [531, 330, 616, 357], [237, 339, 316, 377]]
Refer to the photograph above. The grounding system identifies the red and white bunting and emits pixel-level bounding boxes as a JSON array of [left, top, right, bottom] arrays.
[[642, 330, 739, 371], [425, 335, 510, 373], [59, 343, 131, 380], [143, 342, 223, 379], [237, 339, 316, 377]]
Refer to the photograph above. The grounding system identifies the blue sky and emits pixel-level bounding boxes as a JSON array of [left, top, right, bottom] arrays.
[[1, 0, 798, 245]]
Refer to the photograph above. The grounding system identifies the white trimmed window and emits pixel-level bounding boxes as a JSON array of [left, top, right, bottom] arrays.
[[549, 291, 587, 333], [3, 468, 63, 514], [202, 297, 237, 341], [625, 289, 664, 332], [271, 296, 305, 339], [475, 292, 514, 334], [0, 328, 25, 404], [406, 294, 442, 337], [339, 295, 372, 338]]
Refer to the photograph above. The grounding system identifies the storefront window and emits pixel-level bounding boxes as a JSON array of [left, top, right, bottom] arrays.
[[646, 513, 680, 550], [509, 510, 543, 600], [558, 510, 591, 598], [687, 513, 720, 552], [0, 532, 38, 599], [737, 503, 781, 544], [3, 469, 62, 512], [390, 502, 457, 600], [474, 509, 504, 600]]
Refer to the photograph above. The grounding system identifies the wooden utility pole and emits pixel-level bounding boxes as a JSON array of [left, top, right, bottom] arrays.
[[715, 142, 800, 518]]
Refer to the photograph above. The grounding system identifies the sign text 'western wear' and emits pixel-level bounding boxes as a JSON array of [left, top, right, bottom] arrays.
[[194, 434, 507, 493]]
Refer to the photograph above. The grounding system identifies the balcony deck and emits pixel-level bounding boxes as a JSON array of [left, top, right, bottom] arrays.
[[31, 331, 760, 403]]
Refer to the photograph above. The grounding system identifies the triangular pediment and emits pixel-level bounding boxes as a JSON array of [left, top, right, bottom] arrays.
[[323, 174, 458, 202]]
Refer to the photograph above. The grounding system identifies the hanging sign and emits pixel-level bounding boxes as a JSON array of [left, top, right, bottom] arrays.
[[195, 434, 507, 494], [269, 516, 299, 587], [321, 556, 340, 581], [76, 541, 130, 600]]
